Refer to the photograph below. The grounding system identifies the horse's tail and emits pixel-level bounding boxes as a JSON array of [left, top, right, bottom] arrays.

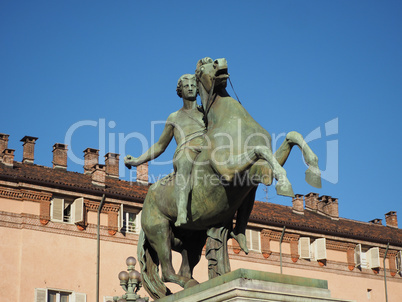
[[137, 229, 171, 300]]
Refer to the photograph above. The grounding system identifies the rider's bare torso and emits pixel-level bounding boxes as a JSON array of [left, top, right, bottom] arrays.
[[168, 107, 206, 158]]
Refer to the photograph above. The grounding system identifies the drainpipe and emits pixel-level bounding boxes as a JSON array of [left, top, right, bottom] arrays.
[[279, 226, 286, 274], [384, 242, 389, 302], [96, 194, 106, 302]]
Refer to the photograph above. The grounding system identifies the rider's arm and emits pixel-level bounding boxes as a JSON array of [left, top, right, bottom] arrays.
[[126, 114, 175, 166]]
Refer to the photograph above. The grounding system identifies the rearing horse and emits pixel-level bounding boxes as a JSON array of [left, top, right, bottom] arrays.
[[128, 57, 321, 300]]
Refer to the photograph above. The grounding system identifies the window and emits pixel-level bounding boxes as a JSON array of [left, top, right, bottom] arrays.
[[366, 247, 380, 269], [355, 244, 368, 268], [311, 238, 327, 261], [396, 251, 402, 276], [355, 244, 380, 269], [35, 289, 86, 302], [50, 197, 84, 224], [48, 290, 70, 302], [367, 289, 372, 300], [119, 205, 141, 234], [298, 237, 311, 259], [246, 228, 261, 251]]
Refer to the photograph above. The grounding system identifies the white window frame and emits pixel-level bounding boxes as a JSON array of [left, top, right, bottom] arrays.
[[50, 197, 84, 224], [298, 237, 311, 259], [397, 251, 402, 276], [366, 247, 380, 269], [246, 228, 261, 252], [311, 238, 327, 261], [35, 288, 86, 302], [355, 244, 362, 268], [119, 205, 141, 234], [355, 244, 375, 269]]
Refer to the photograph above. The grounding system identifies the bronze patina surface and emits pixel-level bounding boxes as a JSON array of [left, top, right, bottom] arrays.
[[125, 57, 321, 299]]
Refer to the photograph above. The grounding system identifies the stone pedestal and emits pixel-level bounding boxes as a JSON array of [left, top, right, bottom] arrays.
[[156, 269, 355, 302]]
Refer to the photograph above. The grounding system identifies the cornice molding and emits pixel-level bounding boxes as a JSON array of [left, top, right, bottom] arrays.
[[0, 185, 52, 202]]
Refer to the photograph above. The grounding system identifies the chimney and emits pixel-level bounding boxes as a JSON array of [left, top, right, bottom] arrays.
[[105, 153, 119, 178], [92, 164, 106, 187], [136, 162, 149, 185], [369, 218, 383, 225], [292, 194, 304, 215], [2, 149, 15, 167], [52, 143, 68, 170], [83, 148, 99, 174], [385, 211, 398, 228], [317, 195, 329, 215], [317, 195, 339, 220], [326, 197, 339, 220], [305, 192, 319, 212], [0, 134, 9, 161], [20, 136, 38, 164]]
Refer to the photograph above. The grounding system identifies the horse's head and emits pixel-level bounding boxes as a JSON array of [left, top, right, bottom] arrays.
[[195, 57, 229, 94]]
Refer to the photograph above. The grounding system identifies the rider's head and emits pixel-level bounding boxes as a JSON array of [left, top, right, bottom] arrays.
[[176, 74, 197, 99]]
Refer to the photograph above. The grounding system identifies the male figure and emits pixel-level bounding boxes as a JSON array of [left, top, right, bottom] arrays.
[[125, 74, 206, 227]]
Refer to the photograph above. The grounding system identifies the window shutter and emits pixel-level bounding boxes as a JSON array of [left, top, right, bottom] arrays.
[[315, 238, 327, 260], [245, 229, 260, 251], [71, 292, 86, 302], [104, 296, 114, 302], [246, 229, 251, 250], [34, 288, 47, 302], [397, 251, 402, 275], [73, 197, 84, 224], [354, 244, 362, 267], [118, 204, 124, 230], [51, 198, 64, 221], [135, 211, 142, 234], [251, 230, 260, 251], [299, 237, 311, 259], [367, 247, 380, 269]]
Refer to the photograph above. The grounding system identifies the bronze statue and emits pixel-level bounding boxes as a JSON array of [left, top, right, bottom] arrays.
[[124, 57, 321, 299], [125, 74, 206, 227]]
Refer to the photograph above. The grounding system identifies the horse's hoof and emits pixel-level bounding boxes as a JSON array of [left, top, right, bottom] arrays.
[[305, 166, 322, 188], [276, 180, 295, 197], [175, 214, 188, 227], [184, 279, 199, 289]]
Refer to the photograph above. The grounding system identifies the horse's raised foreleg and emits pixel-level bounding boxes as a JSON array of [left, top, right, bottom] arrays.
[[275, 131, 321, 188], [210, 146, 294, 197]]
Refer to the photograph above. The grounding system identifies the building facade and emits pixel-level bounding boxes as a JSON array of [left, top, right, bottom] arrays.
[[0, 133, 401, 302]]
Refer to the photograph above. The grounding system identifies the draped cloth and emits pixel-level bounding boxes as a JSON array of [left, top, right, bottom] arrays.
[[205, 226, 231, 279]]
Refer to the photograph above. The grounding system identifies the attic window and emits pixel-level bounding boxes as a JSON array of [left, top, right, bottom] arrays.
[[119, 205, 141, 234], [396, 251, 402, 276], [355, 244, 380, 269], [50, 196, 84, 224], [246, 229, 261, 252]]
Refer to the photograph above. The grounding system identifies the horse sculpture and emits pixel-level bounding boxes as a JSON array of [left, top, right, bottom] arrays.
[[125, 57, 321, 300]]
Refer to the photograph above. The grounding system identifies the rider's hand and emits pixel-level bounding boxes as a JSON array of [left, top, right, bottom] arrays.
[[124, 155, 139, 169]]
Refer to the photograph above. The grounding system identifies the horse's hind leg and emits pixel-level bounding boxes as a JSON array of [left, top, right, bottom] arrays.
[[275, 131, 321, 188], [176, 231, 206, 288], [144, 220, 192, 288], [231, 186, 257, 254]]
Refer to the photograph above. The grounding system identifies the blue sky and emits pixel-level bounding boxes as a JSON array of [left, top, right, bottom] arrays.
[[1, 1, 401, 224]]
